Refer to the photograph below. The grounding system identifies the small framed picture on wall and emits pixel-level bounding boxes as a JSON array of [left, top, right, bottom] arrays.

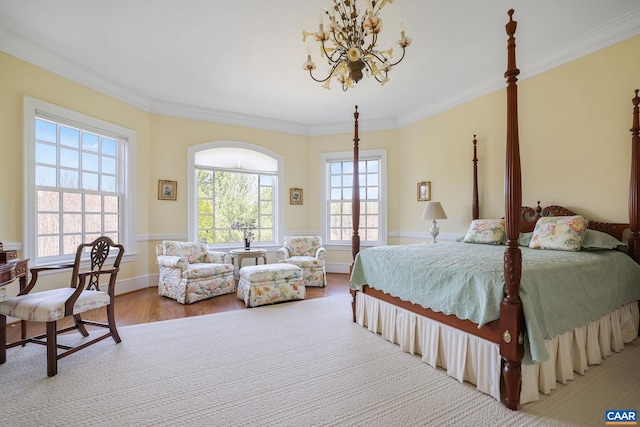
[[290, 188, 303, 205], [417, 181, 431, 201], [158, 180, 177, 201]]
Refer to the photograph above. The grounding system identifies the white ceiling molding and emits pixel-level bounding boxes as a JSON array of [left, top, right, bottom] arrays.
[[1, 3, 639, 136], [399, 6, 640, 129], [0, 26, 154, 112]]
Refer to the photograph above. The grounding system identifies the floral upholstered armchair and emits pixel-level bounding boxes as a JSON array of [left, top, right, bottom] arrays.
[[275, 236, 327, 287], [156, 240, 235, 304]]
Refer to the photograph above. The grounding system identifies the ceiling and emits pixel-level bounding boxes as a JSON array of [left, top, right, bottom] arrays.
[[1, 1, 639, 136]]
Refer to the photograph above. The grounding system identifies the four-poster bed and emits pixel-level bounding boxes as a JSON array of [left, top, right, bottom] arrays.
[[348, 9, 640, 410]]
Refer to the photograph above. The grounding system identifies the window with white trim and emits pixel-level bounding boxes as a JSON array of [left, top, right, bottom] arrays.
[[321, 150, 387, 247], [188, 142, 283, 247], [24, 97, 136, 265]]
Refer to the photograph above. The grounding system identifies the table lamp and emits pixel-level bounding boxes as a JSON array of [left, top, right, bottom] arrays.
[[421, 201, 447, 243]]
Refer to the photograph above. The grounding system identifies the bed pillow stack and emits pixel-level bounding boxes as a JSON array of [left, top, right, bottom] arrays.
[[520, 228, 626, 250], [528, 215, 588, 251]]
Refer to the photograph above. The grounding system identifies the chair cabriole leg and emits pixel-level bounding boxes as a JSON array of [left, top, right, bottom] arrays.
[[107, 303, 121, 343]]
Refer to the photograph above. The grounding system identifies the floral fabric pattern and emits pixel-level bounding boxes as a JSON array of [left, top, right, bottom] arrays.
[[237, 264, 304, 307], [275, 236, 327, 287], [280, 236, 326, 259], [156, 241, 235, 304], [162, 240, 211, 263], [463, 219, 506, 245], [529, 215, 588, 251]]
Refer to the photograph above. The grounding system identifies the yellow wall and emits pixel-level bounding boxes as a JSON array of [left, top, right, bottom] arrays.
[[309, 34, 640, 250], [1, 33, 639, 290], [147, 114, 311, 264]]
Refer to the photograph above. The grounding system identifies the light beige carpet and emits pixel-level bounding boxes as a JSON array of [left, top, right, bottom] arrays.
[[1, 294, 638, 427]]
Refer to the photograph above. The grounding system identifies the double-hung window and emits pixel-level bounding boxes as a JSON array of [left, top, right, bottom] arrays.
[[321, 149, 387, 247], [24, 97, 136, 265]]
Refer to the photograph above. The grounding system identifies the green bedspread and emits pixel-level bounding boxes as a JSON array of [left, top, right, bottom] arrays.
[[350, 242, 640, 363]]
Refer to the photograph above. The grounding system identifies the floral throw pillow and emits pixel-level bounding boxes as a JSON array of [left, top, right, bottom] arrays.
[[463, 219, 506, 245], [529, 215, 588, 251]]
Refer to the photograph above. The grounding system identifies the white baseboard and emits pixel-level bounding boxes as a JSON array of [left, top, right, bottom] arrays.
[[112, 274, 156, 296], [325, 262, 351, 274]]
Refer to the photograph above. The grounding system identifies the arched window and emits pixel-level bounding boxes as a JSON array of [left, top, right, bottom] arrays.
[[188, 142, 283, 247]]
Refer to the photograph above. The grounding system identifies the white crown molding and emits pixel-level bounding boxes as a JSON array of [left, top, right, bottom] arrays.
[[0, 27, 153, 112], [518, 6, 640, 82], [398, 6, 640, 129], [149, 100, 311, 136], [2, 7, 639, 136], [306, 116, 401, 136]]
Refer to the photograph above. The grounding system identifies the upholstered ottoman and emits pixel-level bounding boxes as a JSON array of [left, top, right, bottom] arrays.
[[237, 264, 304, 307]]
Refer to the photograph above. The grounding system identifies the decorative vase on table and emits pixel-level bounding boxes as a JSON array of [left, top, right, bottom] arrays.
[[244, 238, 250, 250]]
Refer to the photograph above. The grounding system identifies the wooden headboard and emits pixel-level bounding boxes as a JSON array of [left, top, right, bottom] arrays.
[[520, 202, 629, 241]]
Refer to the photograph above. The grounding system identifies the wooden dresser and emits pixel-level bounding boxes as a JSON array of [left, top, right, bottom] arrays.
[[0, 259, 29, 290], [0, 242, 28, 291]]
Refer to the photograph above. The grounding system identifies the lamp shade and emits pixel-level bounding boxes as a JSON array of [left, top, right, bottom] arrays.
[[421, 201, 447, 221]]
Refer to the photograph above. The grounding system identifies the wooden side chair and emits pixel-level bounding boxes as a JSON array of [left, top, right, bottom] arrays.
[[0, 236, 124, 376]]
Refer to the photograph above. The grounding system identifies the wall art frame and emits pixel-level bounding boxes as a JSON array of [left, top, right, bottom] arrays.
[[417, 181, 431, 201], [158, 180, 177, 201], [290, 188, 303, 205]]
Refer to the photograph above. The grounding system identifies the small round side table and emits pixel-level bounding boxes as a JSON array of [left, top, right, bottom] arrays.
[[229, 248, 267, 278]]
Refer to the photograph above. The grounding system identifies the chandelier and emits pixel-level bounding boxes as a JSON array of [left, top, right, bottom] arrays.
[[302, 0, 411, 91]]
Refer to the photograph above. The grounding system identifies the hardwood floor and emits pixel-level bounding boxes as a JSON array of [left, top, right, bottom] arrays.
[[4, 273, 351, 343]]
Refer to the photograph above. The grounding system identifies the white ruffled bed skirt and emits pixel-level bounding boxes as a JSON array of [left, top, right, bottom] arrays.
[[354, 292, 639, 405]]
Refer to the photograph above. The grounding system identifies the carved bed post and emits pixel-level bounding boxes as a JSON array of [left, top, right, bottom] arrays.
[[629, 90, 640, 264], [350, 106, 361, 320], [472, 135, 479, 220], [352, 106, 361, 262], [500, 9, 525, 411]]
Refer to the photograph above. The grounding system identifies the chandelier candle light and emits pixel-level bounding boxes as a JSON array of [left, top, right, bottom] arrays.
[[421, 201, 447, 243], [302, 0, 411, 91]]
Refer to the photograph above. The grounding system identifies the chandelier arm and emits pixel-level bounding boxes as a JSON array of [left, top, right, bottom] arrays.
[[367, 50, 387, 64], [362, 60, 388, 84], [388, 45, 407, 67], [308, 62, 340, 83], [372, 71, 388, 84], [320, 39, 345, 64]]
